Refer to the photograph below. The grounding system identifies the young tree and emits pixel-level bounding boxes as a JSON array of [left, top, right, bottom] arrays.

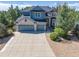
[[15, 6, 21, 18], [6, 5, 21, 27], [0, 5, 22, 37], [8, 5, 17, 22], [56, 3, 78, 33], [0, 11, 8, 25]]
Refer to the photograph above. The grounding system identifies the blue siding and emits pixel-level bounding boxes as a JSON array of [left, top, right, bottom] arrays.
[[31, 11, 46, 20]]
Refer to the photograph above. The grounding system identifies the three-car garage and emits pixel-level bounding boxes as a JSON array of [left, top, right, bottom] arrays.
[[17, 24, 46, 32]]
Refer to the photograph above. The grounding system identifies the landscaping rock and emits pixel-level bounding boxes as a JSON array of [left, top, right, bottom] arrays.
[[56, 37, 63, 42]]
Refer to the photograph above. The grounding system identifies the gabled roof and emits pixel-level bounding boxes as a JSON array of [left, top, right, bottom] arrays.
[[31, 6, 51, 12], [50, 7, 57, 12], [20, 10, 30, 16], [16, 15, 35, 23], [40, 6, 51, 12], [20, 6, 56, 16], [21, 6, 56, 13], [31, 6, 46, 12], [16, 15, 47, 24]]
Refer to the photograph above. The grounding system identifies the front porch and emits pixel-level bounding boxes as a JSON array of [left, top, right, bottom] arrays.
[[46, 17, 56, 31]]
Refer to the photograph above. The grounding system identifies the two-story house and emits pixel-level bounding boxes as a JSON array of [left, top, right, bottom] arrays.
[[15, 6, 57, 32]]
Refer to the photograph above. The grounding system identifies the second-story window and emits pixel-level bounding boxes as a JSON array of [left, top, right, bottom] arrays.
[[36, 12, 41, 18], [52, 12, 56, 16]]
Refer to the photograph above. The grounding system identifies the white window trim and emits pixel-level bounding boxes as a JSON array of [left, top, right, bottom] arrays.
[[35, 12, 41, 18]]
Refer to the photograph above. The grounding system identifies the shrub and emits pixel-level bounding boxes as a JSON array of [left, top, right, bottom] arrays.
[[50, 27, 67, 41], [54, 27, 66, 37], [0, 23, 7, 37], [0, 23, 13, 38], [7, 29, 13, 35], [50, 32, 59, 41]]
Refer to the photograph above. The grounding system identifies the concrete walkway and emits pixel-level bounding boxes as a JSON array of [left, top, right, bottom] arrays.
[[0, 32, 55, 57]]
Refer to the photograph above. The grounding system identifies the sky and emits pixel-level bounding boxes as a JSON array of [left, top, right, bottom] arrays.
[[0, 1, 79, 11]]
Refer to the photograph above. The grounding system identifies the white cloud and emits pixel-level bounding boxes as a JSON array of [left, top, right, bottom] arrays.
[[52, 3, 57, 7], [68, 3, 79, 11], [15, 4, 32, 9], [68, 3, 79, 7], [0, 2, 32, 11], [0, 3, 10, 11]]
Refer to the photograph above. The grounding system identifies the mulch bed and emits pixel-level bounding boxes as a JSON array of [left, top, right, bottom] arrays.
[[45, 33, 79, 57]]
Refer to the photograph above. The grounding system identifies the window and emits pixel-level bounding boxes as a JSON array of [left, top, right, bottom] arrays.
[[36, 12, 41, 18], [16, 22, 18, 23], [52, 12, 56, 16]]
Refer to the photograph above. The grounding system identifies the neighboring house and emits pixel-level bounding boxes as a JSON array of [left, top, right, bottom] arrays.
[[15, 6, 57, 31]]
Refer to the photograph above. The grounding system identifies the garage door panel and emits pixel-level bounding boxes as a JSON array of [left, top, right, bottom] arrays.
[[37, 25, 45, 31], [19, 25, 34, 31]]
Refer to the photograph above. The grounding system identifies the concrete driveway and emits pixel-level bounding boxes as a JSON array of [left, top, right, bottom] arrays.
[[0, 32, 55, 57]]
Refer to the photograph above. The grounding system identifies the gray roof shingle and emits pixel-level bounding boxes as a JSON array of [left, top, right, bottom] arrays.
[[20, 10, 30, 16], [31, 6, 51, 12]]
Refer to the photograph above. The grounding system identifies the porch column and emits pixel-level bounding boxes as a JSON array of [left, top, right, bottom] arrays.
[[16, 25, 19, 31], [34, 23, 37, 31], [44, 25, 46, 31], [49, 18, 51, 27]]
